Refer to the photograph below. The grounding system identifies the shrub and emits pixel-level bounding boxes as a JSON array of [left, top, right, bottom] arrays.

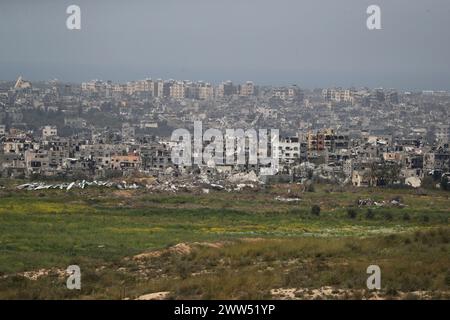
[[365, 209, 375, 220], [347, 207, 358, 219], [402, 212, 411, 221], [383, 211, 394, 221], [311, 205, 321, 216]]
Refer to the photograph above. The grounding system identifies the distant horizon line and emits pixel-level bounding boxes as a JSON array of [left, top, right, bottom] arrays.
[[0, 76, 448, 93]]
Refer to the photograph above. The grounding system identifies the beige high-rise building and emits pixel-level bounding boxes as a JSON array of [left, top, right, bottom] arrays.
[[137, 80, 151, 92], [217, 80, 234, 98], [81, 80, 104, 92], [170, 81, 185, 99], [198, 83, 214, 100], [113, 84, 125, 93], [239, 81, 254, 96]]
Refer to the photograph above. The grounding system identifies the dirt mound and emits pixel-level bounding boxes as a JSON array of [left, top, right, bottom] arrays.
[[271, 287, 446, 300], [15, 268, 67, 281], [136, 291, 170, 300], [271, 287, 366, 300], [132, 241, 231, 261], [193, 241, 228, 249], [133, 243, 192, 260]]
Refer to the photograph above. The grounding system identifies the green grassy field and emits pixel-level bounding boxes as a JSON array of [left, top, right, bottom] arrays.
[[0, 184, 448, 299]]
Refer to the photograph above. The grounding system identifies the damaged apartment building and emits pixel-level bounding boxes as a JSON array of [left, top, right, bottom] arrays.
[[0, 77, 449, 188]]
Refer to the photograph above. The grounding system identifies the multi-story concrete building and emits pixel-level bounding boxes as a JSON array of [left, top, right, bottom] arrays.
[[322, 88, 353, 103], [198, 82, 214, 100], [154, 79, 164, 98], [42, 126, 58, 140], [278, 136, 301, 164], [170, 81, 186, 100], [24, 149, 50, 174], [239, 81, 255, 97], [273, 86, 302, 101], [217, 81, 235, 98], [307, 129, 335, 151], [111, 153, 141, 170]]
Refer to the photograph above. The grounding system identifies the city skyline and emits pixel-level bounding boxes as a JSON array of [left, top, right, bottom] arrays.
[[1, 75, 449, 94]]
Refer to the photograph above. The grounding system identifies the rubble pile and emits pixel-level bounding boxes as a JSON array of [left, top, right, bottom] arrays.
[[275, 196, 301, 202], [357, 198, 375, 206], [17, 180, 132, 191], [357, 197, 407, 208], [15, 170, 264, 194]]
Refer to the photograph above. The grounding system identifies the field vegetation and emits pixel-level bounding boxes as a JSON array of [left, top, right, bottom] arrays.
[[0, 183, 448, 299]]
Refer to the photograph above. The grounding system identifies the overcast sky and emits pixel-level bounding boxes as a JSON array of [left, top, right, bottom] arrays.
[[1, 0, 450, 90]]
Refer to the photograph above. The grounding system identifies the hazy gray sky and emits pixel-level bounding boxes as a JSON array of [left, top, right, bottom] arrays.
[[1, 0, 450, 89]]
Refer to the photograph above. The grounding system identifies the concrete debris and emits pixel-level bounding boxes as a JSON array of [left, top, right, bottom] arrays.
[[235, 183, 253, 190], [17, 180, 132, 191], [209, 183, 225, 190], [390, 199, 406, 207], [275, 196, 301, 202], [227, 171, 259, 184], [405, 176, 422, 188], [16, 170, 265, 194], [357, 197, 406, 208], [357, 198, 374, 206], [299, 162, 316, 171]]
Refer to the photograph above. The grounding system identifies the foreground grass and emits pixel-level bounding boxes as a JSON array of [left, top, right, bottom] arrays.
[[0, 228, 449, 299], [0, 185, 448, 299]]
